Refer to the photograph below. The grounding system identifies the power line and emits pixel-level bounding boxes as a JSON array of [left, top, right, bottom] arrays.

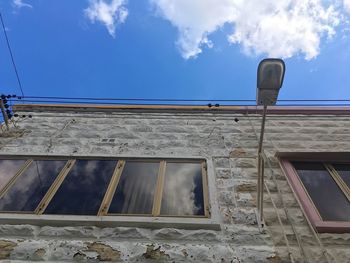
[[278, 99, 350, 102], [10, 95, 350, 103], [0, 11, 24, 98], [9, 99, 227, 106], [11, 99, 253, 104], [15, 95, 350, 102], [18, 96, 255, 102], [8, 98, 350, 107], [0, 9, 347, 107]]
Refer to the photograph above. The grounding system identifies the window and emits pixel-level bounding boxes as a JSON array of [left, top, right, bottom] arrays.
[[0, 160, 66, 212], [160, 162, 205, 216], [0, 157, 209, 218], [278, 154, 350, 233], [107, 161, 159, 215], [43, 159, 117, 215], [0, 159, 27, 193]]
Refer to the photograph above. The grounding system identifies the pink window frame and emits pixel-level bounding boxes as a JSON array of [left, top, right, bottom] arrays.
[[278, 152, 350, 233]]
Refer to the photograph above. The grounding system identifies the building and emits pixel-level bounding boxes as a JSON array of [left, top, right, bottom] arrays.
[[0, 103, 349, 262]]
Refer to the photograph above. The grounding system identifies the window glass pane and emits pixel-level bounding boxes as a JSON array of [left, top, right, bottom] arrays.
[[0, 159, 26, 191], [0, 160, 66, 212], [333, 164, 350, 188], [160, 162, 204, 216], [293, 162, 350, 221], [108, 161, 159, 214], [44, 160, 116, 215]]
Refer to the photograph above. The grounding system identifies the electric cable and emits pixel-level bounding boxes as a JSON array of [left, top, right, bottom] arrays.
[[14, 95, 350, 103], [8, 98, 350, 107], [18, 96, 255, 102], [0, 11, 24, 98]]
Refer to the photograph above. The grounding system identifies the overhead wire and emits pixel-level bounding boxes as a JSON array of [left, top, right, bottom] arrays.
[[12, 95, 350, 103], [6, 96, 350, 108], [17, 96, 255, 102], [0, 7, 349, 108], [0, 11, 24, 98], [8, 98, 350, 107], [4, 92, 349, 107]]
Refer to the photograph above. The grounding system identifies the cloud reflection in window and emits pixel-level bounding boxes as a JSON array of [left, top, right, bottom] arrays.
[[0, 159, 26, 191], [160, 163, 204, 216], [108, 161, 159, 214], [44, 160, 116, 215], [0, 160, 66, 212]]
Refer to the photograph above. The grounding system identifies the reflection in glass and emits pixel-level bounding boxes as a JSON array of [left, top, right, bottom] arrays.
[[293, 162, 350, 221], [44, 160, 116, 215], [160, 162, 204, 216], [109, 161, 159, 214], [0, 159, 26, 191], [333, 164, 350, 188], [0, 160, 66, 212]]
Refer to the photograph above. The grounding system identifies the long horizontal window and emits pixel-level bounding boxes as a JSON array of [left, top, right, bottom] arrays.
[[0, 157, 209, 218]]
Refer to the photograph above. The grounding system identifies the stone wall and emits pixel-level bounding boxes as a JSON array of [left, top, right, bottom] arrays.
[[0, 108, 349, 262]]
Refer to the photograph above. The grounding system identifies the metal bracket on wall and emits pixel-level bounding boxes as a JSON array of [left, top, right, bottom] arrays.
[[0, 99, 10, 131], [255, 208, 265, 231]]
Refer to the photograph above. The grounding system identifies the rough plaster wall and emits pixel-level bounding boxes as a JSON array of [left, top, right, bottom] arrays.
[[0, 109, 350, 262]]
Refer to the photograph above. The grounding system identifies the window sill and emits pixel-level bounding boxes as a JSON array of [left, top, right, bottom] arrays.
[[0, 213, 221, 231], [315, 221, 350, 233]]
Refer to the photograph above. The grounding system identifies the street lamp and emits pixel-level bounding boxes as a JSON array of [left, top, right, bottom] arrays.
[[256, 58, 285, 228]]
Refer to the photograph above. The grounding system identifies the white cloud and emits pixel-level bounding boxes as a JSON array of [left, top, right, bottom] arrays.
[[84, 0, 128, 38], [151, 0, 236, 59], [151, 0, 342, 60], [344, 0, 350, 12], [13, 0, 32, 9]]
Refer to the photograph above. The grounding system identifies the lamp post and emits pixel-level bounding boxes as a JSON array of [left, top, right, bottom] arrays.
[[256, 58, 285, 228]]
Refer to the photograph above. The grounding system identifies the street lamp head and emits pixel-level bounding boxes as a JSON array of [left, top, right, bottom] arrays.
[[257, 58, 285, 106]]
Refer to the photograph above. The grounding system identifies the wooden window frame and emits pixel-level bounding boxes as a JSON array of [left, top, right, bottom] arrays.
[[0, 159, 33, 200], [0, 158, 71, 214], [152, 160, 166, 216], [278, 153, 350, 233], [35, 160, 75, 214], [0, 156, 210, 218], [104, 159, 209, 218], [156, 160, 209, 218]]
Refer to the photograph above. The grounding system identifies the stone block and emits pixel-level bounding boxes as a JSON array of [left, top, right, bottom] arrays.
[[218, 191, 236, 206], [215, 168, 232, 179], [38, 226, 96, 239], [231, 208, 257, 225], [235, 245, 278, 263], [236, 192, 255, 207], [0, 240, 17, 260], [231, 158, 256, 168], [0, 225, 36, 238], [216, 178, 235, 189], [100, 227, 151, 240], [213, 158, 230, 168], [223, 224, 272, 245]]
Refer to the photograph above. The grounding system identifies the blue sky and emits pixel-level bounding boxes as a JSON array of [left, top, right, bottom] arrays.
[[0, 0, 350, 104]]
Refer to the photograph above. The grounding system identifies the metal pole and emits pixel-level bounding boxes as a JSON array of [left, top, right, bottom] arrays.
[[257, 105, 267, 227], [0, 99, 9, 131]]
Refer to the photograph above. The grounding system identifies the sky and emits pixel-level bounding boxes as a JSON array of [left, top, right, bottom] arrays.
[[0, 0, 350, 104]]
